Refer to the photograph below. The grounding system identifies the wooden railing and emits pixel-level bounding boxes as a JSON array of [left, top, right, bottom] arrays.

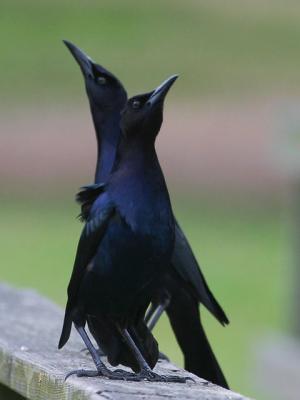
[[0, 283, 250, 400]]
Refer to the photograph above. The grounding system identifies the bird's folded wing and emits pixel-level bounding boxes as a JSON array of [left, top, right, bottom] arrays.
[[67, 199, 115, 302], [58, 196, 114, 349], [172, 220, 229, 325], [76, 182, 106, 221]]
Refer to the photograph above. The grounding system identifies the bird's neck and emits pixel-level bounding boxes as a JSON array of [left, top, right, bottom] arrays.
[[90, 106, 122, 184], [109, 137, 173, 238], [117, 137, 157, 170]]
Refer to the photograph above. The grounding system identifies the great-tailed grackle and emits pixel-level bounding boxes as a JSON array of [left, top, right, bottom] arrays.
[[59, 75, 191, 382], [63, 41, 229, 388]]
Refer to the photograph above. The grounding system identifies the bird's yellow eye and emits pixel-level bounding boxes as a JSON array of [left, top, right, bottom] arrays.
[[97, 76, 107, 85], [132, 100, 140, 109]]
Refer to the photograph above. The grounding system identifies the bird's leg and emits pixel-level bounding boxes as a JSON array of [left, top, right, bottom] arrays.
[[79, 346, 105, 356], [145, 296, 170, 361], [118, 327, 192, 383], [147, 294, 171, 331], [65, 325, 133, 381], [144, 303, 157, 325]]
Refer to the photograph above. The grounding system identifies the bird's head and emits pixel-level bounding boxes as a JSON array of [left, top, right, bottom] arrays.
[[121, 75, 178, 143], [63, 40, 127, 112]]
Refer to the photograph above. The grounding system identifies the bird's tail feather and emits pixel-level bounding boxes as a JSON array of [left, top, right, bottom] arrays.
[[199, 274, 229, 326], [173, 222, 229, 326], [166, 289, 229, 389], [58, 305, 73, 349]]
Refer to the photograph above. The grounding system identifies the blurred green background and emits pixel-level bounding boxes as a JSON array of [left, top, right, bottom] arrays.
[[1, 1, 298, 398]]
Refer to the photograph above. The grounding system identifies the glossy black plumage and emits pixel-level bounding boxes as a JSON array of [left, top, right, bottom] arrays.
[[59, 73, 189, 382], [63, 41, 229, 388]]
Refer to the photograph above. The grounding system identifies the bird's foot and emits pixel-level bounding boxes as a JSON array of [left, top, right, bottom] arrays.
[[65, 366, 135, 381], [129, 369, 194, 383], [65, 369, 100, 380]]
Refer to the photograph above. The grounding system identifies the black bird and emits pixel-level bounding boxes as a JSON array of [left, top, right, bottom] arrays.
[[59, 75, 190, 382], [63, 41, 229, 388], [62, 42, 127, 184]]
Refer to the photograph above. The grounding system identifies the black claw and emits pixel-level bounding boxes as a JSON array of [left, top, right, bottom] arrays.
[[78, 370, 100, 378], [64, 366, 193, 383], [64, 367, 137, 382], [163, 375, 194, 383], [65, 369, 100, 381], [129, 370, 193, 383]]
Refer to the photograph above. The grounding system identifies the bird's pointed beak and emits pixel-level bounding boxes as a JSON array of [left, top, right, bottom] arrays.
[[63, 40, 94, 78], [147, 75, 179, 107]]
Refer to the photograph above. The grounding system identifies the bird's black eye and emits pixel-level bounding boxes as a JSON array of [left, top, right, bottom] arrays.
[[97, 76, 107, 85], [132, 100, 140, 109]]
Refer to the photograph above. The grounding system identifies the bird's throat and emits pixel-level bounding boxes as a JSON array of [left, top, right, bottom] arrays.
[[90, 107, 122, 183]]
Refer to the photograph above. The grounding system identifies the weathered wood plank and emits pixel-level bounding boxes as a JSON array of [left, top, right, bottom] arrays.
[[0, 283, 250, 400]]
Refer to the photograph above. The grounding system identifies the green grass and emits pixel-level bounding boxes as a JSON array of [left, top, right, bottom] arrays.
[[0, 198, 289, 398], [1, 0, 300, 105]]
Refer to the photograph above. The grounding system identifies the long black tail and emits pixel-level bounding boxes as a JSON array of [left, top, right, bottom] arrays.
[[173, 222, 229, 327], [166, 282, 229, 389]]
